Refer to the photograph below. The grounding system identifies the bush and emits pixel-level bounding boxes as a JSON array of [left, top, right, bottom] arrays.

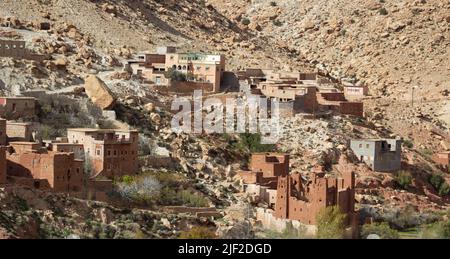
[[231, 133, 275, 154], [273, 20, 283, 27], [178, 190, 209, 207], [419, 149, 433, 159], [394, 171, 413, 190], [379, 8, 388, 15], [429, 173, 450, 196], [116, 175, 162, 205], [263, 222, 307, 239], [361, 222, 399, 239], [179, 226, 216, 239], [241, 18, 251, 26], [316, 206, 347, 239], [164, 67, 187, 82], [384, 206, 421, 230], [403, 140, 414, 149], [421, 221, 450, 239], [439, 183, 450, 196]]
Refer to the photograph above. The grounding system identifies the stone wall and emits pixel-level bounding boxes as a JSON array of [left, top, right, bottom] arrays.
[[156, 81, 214, 94], [6, 122, 34, 142], [163, 206, 222, 218], [339, 102, 364, 117], [256, 208, 317, 235], [0, 40, 46, 61]]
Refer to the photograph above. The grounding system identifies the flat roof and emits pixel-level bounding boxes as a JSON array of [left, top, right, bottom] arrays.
[[52, 142, 83, 146], [352, 138, 399, 142], [9, 141, 40, 145], [67, 128, 138, 133], [6, 121, 32, 125], [252, 152, 289, 156]]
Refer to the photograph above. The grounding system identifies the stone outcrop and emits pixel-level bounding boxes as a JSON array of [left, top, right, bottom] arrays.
[[84, 75, 116, 110]]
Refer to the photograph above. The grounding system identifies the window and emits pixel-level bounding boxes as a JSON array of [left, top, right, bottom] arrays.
[[113, 150, 117, 156], [107, 150, 111, 156], [366, 144, 370, 149], [359, 144, 362, 148], [205, 66, 210, 71], [96, 149, 101, 156]]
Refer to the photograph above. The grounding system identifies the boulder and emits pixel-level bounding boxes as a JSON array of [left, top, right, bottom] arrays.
[[84, 75, 116, 109], [144, 102, 155, 112]]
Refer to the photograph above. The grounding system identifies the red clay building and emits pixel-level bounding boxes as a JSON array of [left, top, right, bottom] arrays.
[[274, 170, 356, 225], [66, 128, 139, 179], [239, 153, 357, 228], [6, 142, 84, 193], [238, 153, 289, 188], [316, 91, 364, 117]]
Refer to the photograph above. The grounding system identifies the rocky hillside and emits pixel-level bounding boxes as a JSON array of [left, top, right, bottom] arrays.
[[0, 0, 449, 239], [0, 185, 216, 239], [0, 0, 311, 71], [209, 0, 450, 148]]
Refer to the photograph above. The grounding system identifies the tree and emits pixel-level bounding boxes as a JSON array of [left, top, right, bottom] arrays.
[[316, 206, 347, 239], [164, 67, 187, 82], [394, 171, 413, 190], [361, 222, 399, 239], [232, 133, 275, 153]]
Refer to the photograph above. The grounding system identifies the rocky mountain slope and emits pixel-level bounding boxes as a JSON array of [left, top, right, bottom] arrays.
[[0, 0, 449, 238], [209, 0, 450, 148]]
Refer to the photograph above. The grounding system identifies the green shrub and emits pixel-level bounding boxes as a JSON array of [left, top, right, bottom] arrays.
[[316, 206, 347, 239], [421, 221, 450, 239], [241, 18, 251, 26], [394, 171, 413, 190], [179, 226, 216, 239], [419, 149, 433, 159], [273, 20, 283, 27], [263, 222, 307, 239], [403, 140, 414, 149], [439, 183, 450, 196], [429, 173, 450, 196], [429, 173, 444, 191], [231, 133, 275, 154], [164, 67, 187, 82], [121, 175, 134, 185], [178, 190, 209, 207], [361, 222, 399, 239], [379, 8, 388, 15]]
